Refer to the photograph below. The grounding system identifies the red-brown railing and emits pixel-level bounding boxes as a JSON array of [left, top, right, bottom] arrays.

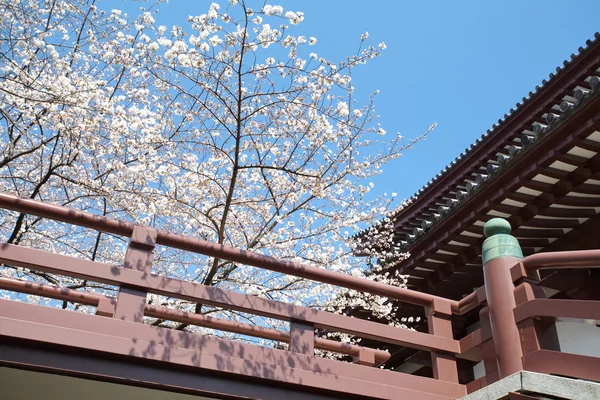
[[464, 249, 600, 394], [0, 192, 599, 399], [0, 275, 392, 364], [510, 253, 600, 384], [0, 192, 467, 400]]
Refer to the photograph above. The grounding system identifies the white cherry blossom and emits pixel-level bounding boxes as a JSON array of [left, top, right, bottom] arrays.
[[0, 0, 433, 360]]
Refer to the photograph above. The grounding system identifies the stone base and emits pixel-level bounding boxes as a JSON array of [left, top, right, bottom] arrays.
[[460, 371, 600, 400]]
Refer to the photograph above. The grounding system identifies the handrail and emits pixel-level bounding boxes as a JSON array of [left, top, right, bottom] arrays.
[[521, 249, 600, 271], [7, 195, 600, 393], [0, 275, 391, 365], [0, 276, 101, 306], [0, 192, 459, 311], [0, 243, 460, 353], [6, 193, 600, 394], [513, 298, 600, 324], [456, 286, 486, 315]]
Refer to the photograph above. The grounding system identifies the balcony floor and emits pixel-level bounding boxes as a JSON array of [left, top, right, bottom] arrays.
[[0, 367, 218, 400]]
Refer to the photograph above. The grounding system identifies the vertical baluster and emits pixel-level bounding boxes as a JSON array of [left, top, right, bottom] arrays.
[[479, 306, 498, 384], [427, 298, 459, 383], [96, 296, 116, 317], [289, 321, 315, 355], [114, 226, 157, 323], [353, 348, 376, 366], [514, 280, 560, 355]]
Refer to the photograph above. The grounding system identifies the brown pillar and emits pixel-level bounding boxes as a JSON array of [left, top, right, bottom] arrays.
[[479, 306, 498, 383], [427, 298, 459, 383], [289, 321, 315, 355], [114, 226, 157, 323], [481, 218, 523, 378]]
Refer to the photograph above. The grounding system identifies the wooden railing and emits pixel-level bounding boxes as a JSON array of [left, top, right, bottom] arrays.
[[510, 252, 600, 384], [0, 192, 467, 400], [464, 249, 600, 394], [0, 192, 599, 399]]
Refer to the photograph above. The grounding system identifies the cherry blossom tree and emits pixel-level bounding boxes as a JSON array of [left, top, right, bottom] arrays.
[[0, 0, 432, 351]]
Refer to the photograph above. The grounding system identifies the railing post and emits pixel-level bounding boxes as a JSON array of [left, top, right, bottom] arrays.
[[481, 218, 523, 378], [479, 306, 499, 384], [289, 321, 315, 355], [427, 298, 459, 383], [114, 226, 157, 323], [353, 348, 376, 366], [96, 296, 116, 317], [514, 280, 561, 355]]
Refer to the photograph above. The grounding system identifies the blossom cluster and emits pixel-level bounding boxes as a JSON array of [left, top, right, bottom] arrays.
[[0, 0, 427, 361]]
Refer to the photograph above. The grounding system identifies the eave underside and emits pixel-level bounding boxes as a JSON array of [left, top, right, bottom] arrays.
[[368, 41, 600, 378], [399, 103, 600, 300]]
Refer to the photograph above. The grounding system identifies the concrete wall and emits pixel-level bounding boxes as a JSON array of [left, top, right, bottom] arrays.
[[556, 320, 600, 357], [460, 371, 600, 400]]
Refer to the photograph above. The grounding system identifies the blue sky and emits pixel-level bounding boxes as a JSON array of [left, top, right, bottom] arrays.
[[106, 0, 600, 203], [284, 0, 600, 201]]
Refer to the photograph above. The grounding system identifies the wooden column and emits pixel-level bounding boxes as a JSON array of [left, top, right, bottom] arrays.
[[353, 348, 376, 366], [95, 296, 116, 317], [289, 321, 315, 355], [481, 218, 524, 378], [479, 306, 499, 384], [114, 226, 157, 323], [427, 298, 459, 383]]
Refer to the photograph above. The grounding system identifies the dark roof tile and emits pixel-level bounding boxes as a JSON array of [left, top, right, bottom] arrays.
[[354, 33, 600, 243]]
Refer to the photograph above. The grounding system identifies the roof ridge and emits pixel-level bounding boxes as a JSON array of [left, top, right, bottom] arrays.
[[354, 32, 600, 243]]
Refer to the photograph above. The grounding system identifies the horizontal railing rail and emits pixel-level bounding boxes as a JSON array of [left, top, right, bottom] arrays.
[[0, 192, 460, 312], [508, 251, 600, 385], [514, 298, 600, 324], [0, 242, 460, 354], [519, 249, 600, 271], [0, 191, 470, 396], [3, 194, 600, 397], [0, 275, 391, 365], [522, 350, 600, 383], [456, 286, 486, 315]]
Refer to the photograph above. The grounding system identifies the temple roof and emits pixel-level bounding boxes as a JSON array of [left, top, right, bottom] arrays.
[[355, 33, 600, 297], [357, 32, 600, 245], [351, 33, 600, 375]]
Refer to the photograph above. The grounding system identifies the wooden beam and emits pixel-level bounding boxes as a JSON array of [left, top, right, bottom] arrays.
[[560, 153, 594, 165], [504, 192, 538, 204], [554, 196, 600, 207], [571, 182, 600, 195], [577, 138, 600, 152], [537, 167, 571, 180], [537, 207, 598, 218], [525, 218, 582, 228], [512, 227, 565, 238]]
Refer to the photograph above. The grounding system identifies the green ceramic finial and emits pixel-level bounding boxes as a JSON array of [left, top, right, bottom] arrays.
[[481, 218, 523, 264], [483, 218, 512, 237]]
